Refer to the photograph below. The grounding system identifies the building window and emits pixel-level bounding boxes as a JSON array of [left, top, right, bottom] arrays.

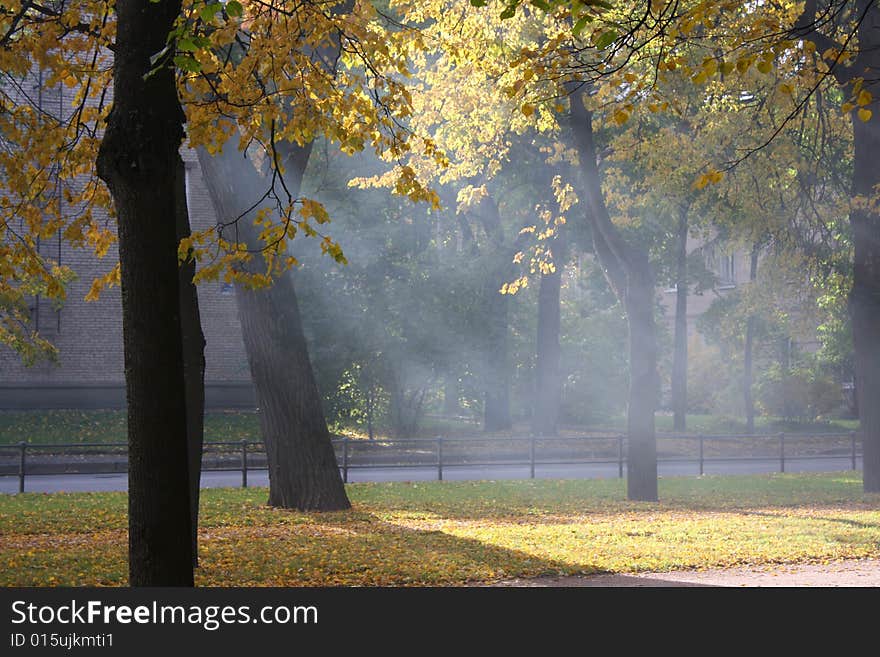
[[704, 246, 736, 289]]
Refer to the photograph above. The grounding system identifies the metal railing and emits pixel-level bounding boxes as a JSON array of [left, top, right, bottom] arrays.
[[0, 431, 863, 493]]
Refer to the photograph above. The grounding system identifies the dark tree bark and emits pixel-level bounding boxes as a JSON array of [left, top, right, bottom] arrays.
[[95, 0, 194, 585], [795, 0, 880, 492], [851, 102, 880, 491], [196, 140, 350, 511], [671, 206, 689, 433], [532, 240, 566, 436], [744, 244, 759, 434], [175, 171, 206, 568], [569, 91, 659, 501]]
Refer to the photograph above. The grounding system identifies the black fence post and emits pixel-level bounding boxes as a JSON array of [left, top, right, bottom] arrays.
[[437, 436, 443, 481], [342, 437, 349, 484], [240, 439, 248, 489], [698, 435, 704, 476], [529, 435, 536, 479], [617, 435, 624, 479], [779, 432, 785, 473], [18, 441, 26, 494], [851, 431, 857, 471]]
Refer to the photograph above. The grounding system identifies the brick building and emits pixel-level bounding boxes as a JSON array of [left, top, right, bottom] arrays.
[[0, 149, 254, 409]]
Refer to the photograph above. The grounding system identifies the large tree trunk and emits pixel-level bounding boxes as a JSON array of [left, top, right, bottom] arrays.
[[569, 91, 658, 501], [671, 206, 688, 433], [624, 258, 660, 501], [96, 0, 194, 585], [851, 99, 880, 492], [532, 242, 565, 436], [794, 0, 880, 492], [196, 140, 350, 510], [744, 244, 759, 434]]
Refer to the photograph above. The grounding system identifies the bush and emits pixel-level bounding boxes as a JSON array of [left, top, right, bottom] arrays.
[[685, 338, 743, 416], [755, 364, 843, 422]]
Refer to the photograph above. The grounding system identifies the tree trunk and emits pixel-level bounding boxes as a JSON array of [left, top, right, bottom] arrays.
[[851, 96, 880, 492], [671, 206, 688, 433], [569, 90, 658, 501], [95, 0, 194, 585], [196, 140, 350, 511], [795, 0, 880, 492], [744, 244, 759, 434], [176, 161, 206, 568], [532, 244, 564, 436], [624, 259, 660, 501], [484, 277, 512, 431], [443, 375, 460, 416], [476, 194, 513, 431]]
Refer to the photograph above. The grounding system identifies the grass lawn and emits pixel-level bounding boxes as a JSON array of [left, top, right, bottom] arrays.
[[0, 410, 260, 445], [1, 472, 878, 586], [634, 413, 858, 435], [0, 410, 859, 446]]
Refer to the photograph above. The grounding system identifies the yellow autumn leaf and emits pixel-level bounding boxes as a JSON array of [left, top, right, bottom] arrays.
[[858, 108, 873, 122]]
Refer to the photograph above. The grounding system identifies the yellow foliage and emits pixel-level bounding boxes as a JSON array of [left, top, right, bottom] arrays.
[[694, 168, 724, 190]]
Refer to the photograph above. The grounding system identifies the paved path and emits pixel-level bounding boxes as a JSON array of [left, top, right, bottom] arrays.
[[492, 559, 880, 587], [0, 456, 862, 493]]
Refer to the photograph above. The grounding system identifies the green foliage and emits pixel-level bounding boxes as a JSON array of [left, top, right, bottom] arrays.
[[755, 362, 844, 423], [684, 338, 742, 416]]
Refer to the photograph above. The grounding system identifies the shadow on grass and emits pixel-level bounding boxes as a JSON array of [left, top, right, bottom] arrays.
[[738, 508, 880, 531], [194, 512, 608, 586], [490, 574, 716, 587]]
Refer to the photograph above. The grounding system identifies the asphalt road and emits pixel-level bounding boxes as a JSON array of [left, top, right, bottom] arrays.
[[0, 456, 862, 493]]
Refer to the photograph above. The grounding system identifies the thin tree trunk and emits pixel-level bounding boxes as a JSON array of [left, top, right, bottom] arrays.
[[196, 140, 350, 511], [443, 375, 460, 416], [532, 242, 565, 436], [484, 278, 512, 431], [671, 206, 688, 433], [569, 90, 658, 501], [744, 244, 759, 434], [96, 0, 194, 585], [475, 193, 513, 432], [175, 163, 206, 568]]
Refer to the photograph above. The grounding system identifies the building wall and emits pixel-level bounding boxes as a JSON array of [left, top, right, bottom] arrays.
[[0, 147, 254, 409], [657, 236, 751, 340]]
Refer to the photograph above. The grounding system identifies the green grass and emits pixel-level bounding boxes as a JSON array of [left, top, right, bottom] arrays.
[[627, 413, 858, 435], [0, 410, 859, 446], [0, 410, 261, 445], [1, 472, 878, 586]]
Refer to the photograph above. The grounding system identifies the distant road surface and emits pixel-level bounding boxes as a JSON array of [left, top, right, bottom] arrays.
[[0, 457, 862, 494]]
